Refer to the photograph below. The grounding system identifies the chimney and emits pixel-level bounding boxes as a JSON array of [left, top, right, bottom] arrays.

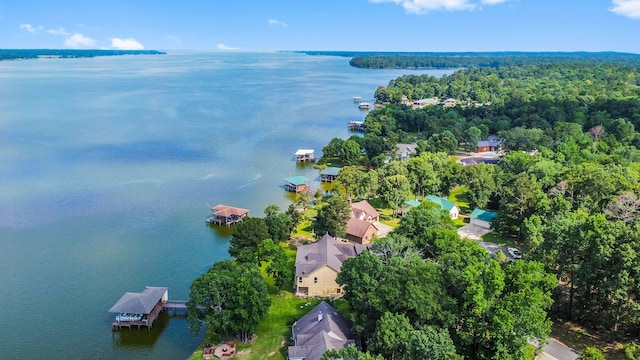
[[317, 311, 323, 322]]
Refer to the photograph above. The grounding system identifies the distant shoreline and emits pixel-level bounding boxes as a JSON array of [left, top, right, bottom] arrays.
[[0, 49, 166, 61]]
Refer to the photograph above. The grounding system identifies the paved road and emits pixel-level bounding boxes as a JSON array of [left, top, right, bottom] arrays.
[[541, 338, 579, 360], [532, 338, 579, 360]]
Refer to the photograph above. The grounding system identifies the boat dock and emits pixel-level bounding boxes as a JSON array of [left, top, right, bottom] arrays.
[[348, 121, 365, 131], [109, 287, 188, 330], [206, 204, 249, 226]]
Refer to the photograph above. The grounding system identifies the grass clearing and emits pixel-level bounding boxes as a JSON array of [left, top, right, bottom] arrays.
[[449, 186, 471, 214], [550, 320, 628, 360]]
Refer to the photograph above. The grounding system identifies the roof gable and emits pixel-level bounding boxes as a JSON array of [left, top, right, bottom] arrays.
[[288, 301, 356, 360], [295, 235, 368, 277], [109, 286, 168, 314], [285, 176, 309, 186], [426, 195, 458, 212], [350, 200, 380, 220]]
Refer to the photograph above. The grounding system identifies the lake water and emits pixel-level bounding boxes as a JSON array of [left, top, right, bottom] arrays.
[[0, 52, 450, 359]]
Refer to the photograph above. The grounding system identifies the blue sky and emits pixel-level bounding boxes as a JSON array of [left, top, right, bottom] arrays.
[[2, 0, 639, 53]]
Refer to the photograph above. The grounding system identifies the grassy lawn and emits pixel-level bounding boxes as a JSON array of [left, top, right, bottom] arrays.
[[449, 186, 471, 214], [481, 231, 519, 248]]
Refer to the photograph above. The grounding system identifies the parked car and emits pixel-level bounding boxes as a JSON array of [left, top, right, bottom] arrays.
[[507, 247, 522, 259]]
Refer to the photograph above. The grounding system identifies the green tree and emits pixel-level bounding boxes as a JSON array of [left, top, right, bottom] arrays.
[[321, 345, 384, 360], [257, 239, 292, 291], [341, 139, 361, 165], [313, 194, 352, 237], [579, 347, 606, 360], [380, 174, 411, 217], [369, 312, 413, 360], [323, 137, 344, 159], [186, 260, 271, 342], [337, 166, 360, 198], [465, 163, 499, 209], [463, 126, 482, 154], [264, 205, 292, 242], [228, 217, 269, 258], [406, 326, 461, 360], [406, 156, 440, 199]]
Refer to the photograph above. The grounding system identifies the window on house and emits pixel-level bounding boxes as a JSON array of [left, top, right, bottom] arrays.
[[298, 277, 302, 283], [314, 277, 318, 284]]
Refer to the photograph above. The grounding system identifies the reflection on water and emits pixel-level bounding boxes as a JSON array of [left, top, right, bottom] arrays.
[[112, 312, 170, 349]]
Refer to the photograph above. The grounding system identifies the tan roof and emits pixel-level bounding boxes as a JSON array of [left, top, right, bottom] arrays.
[[211, 204, 249, 217], [295, 235, 368, 277], [346, 218, 378, 238], [350, 200, 379, 221]]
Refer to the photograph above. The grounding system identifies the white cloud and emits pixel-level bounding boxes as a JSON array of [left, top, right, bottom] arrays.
[[111, 37, 144, 50], [268, 18, 288, 27], [217, 43, 239, 50], [64, 33, 96, 48], [46, 27, 69, 36], [610, 0, 640, 19], [20, 23, 43, 34], [369, 0, 510, 13]]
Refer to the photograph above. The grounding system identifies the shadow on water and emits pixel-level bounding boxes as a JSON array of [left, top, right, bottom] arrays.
[[206, 223, 235, 237], [111, 312, 170, 349]]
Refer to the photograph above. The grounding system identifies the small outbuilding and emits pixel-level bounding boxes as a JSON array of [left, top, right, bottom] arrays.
[[109, 286, 168, 329], [470, 208, 498, 229]]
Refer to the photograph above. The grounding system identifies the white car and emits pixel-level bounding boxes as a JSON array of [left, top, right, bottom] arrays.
[[507, 247, 522, 259]]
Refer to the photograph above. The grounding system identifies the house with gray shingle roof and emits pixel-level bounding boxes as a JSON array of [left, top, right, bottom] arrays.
[[395, 143, 418, 161], [288, 301, 359, 360], [294, 234, 369, 298]]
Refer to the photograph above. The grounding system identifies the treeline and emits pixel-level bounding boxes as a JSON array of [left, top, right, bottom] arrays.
[[0, 49, 165, 60], [374, 63, 640, 105], [347, 52, 640, 69]]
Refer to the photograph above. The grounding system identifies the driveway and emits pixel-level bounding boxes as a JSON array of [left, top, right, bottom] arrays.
[[374, 222, 394, 238], [533, 338, 579, 360], [457, 224, 493, 240]]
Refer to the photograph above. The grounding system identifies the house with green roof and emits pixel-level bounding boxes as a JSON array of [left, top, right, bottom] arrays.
[[399, 199, 421, 217], [470, 208, 498, 229], [426, 195, 460, 220], [320, 167, 341, 183], [284, 176, 309, 193]]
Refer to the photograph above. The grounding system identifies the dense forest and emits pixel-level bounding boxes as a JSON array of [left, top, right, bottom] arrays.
[[0, 49, 165, 60], [314, 58, 640, 358]]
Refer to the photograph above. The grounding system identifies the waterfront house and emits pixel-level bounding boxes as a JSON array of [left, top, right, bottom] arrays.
[[395, 143, 418, 160], [320, 167, 341, 183], [206, 204, 249, 226], [347, 120, 365, 131], [470, 208, 498, 229], [295, 149, 315, 162], [284, 176, 310, 193], [426, 195, 460, 220], [288, 301, 359, 360], [294, 234, 369, 298]]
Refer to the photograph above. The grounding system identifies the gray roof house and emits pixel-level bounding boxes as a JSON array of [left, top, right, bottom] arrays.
[[288, 301, 359, 360], [294, 234, 369, 298], [395, 143, 418, 160]]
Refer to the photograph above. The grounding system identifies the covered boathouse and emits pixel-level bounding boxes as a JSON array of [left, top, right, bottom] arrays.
[[284, 176, 309, 193], [206, 204, 249, 226], [295, 149, 315, 162], [109, 286, 168, 330]]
